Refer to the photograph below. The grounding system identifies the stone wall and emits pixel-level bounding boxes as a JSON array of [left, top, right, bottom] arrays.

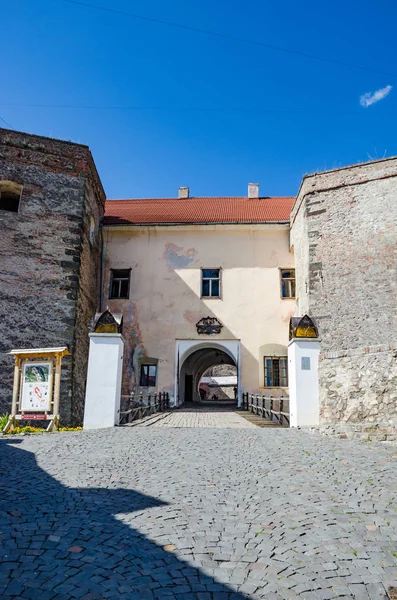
[[319, 344, 397, 426], [201, 365, 237, 400], [206, 365, 237, 377], [290, 157, 397, 426], [69, 181, 104, 424], [0, 128, 105, 424]]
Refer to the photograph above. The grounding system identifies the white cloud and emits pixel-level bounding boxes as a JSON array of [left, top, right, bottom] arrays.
[[360, 85, 392, 107]]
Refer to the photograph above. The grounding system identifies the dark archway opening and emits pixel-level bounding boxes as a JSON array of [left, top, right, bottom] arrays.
[[0, 181, 22, 213], [0, 190, 20, 212], [179, 347, 237, 406]]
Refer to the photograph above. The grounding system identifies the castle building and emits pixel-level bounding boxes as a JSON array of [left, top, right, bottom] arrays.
[[102, 186, 295, 406], [1, 126, 396, 430]]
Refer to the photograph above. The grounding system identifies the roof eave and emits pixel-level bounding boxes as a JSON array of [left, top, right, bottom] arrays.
[[103, 220, 291, 227]]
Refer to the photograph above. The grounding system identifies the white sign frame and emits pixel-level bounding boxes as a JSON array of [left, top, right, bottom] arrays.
[[20, 361, 53, 412]]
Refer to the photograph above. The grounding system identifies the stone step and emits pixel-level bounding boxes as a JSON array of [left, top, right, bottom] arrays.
[[234, 410, 281, 428], [122, 412, 172, 427]]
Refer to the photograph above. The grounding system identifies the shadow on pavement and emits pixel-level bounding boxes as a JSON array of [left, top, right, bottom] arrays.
[[0, 438, 248, 599]]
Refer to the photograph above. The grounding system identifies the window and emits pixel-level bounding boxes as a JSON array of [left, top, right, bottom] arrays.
[[140, 364, 157, 387], [0, 181, 22, 213], [89, 217, 96, 246], [280, 269, 295, 298], [264, 357, 288, 387], [109, 269, 131, 299], [201, 268, 221, 298]]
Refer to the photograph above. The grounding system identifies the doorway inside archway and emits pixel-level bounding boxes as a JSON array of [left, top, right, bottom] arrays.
[[176, 340, 240, 407]]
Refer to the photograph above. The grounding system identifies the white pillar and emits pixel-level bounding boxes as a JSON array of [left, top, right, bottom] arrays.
[[288, 338, 320, 427], [83, 333, 124, 430]]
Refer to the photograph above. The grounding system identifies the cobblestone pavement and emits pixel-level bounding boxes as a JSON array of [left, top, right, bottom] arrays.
[[1, 426, 397, 600], [133, 408, 257, 428]]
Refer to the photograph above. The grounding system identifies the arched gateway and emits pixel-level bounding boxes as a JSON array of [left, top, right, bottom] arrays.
[[175, 340, 241, 407]]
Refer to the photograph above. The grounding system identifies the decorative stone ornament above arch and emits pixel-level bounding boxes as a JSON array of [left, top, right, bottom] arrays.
[[289, 315, 319, 340], [196, 316, 223, 335], [93, 310, 123, 334]]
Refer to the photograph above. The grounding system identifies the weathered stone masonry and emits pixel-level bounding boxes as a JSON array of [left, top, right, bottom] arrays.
[[0, 128, 105, 424], [290, 158, 397, 426]]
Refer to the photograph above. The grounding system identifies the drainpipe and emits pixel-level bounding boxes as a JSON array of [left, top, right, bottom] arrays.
[[99, 223, 104, 312]]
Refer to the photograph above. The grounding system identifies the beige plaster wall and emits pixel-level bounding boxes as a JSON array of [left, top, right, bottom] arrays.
[[103, 224, 295, 402]]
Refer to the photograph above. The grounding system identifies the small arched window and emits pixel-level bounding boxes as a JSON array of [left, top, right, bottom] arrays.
[[0, 181, 22, 213], [89, 216, 96, 245]]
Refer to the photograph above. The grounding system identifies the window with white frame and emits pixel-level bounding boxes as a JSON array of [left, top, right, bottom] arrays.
[[109, 269, 131, 299], [201, 268, 221, 298], [264, 357, 288, 387]]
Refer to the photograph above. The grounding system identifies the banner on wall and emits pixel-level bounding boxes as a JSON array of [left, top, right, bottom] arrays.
[[20, 362, 52, 412]]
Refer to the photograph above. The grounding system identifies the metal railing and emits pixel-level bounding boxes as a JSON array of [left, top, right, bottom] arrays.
[[241, 393, 290, 427], [119, 392, 170, 425]]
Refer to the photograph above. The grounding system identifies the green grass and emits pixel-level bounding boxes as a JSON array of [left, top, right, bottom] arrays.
[[0, 414, 9, 430]]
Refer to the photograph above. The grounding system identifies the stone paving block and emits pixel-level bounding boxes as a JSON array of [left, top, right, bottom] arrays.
[[365, 583, 386, 595], [36, 593, 56, 600], [330, 584, 352, 595], [4, 583, 25, 597], [316, 590, 337, 600], [238, 581, 259, 594]]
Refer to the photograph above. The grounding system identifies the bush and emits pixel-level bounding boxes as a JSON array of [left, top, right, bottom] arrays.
[[4, 424, 83, 435], [57, 426, 83, 432], [0, 414, 9, 430], [5, 426, 45, 435]]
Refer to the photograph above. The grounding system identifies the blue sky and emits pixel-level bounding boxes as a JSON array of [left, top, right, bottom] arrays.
[[2, 0, 397, 198]]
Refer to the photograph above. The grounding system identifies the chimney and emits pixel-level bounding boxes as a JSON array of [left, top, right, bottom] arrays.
[[248, 183, 259, 199], [178, 186, 189, 199]]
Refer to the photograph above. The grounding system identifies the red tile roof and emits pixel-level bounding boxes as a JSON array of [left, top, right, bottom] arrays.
[[104, 196, 295, 225]]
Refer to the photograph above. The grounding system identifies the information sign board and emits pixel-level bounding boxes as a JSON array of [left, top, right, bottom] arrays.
[[20, 362, 52, 411]]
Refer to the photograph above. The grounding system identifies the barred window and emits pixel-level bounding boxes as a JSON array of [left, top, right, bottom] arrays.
[[280, 269, 295, 298], [264, 357, 288, 387]]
